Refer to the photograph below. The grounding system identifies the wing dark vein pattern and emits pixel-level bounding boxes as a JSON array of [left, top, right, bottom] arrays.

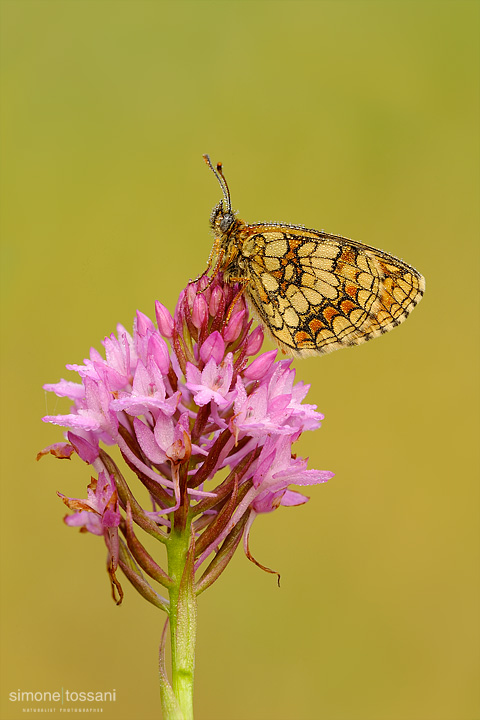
[[238, 228, 425, 357]]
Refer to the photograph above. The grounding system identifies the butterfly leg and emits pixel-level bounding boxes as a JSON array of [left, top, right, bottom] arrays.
[[189, 239, 222, 285], [197, 247, 226, 293], [225, 276, 250, 323]]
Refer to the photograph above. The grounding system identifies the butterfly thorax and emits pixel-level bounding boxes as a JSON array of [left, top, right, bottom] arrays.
[[209, 201, 250, 277]]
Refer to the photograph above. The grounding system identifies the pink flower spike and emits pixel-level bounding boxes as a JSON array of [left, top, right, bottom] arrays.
[[155, 301, 174, 338], [41, 273, 334, 610], [243, 350, 278, 381], [199, 331, 225, 365]]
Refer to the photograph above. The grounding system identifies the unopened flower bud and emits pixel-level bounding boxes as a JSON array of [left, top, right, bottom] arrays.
[[224, 308, 246, 343], [200, 331, 225, 364], [192, 294, 208, 329], [186, 284, 197, 308], [209, 285, 224, 317], [243, 349, 278, 380], [155, 301, 174, 338], [246, 326, 264, 356], [148, 334, 171, 375], [136, 310, 155, 336]]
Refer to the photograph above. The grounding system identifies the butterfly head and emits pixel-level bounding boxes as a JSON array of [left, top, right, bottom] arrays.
[[210, 202, 235, 235]]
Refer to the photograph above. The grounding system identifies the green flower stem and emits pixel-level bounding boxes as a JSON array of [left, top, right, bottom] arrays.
[[162, 518, 197, 720]]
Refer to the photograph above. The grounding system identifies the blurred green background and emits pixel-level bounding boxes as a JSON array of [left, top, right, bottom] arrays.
[[1, 2, 478, 719]]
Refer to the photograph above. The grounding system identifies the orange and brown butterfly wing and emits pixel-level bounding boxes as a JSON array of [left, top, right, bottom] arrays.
[[239, 224, 425, 357]]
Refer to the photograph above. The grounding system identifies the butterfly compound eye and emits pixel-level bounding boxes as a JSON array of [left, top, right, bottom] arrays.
[[220, 213, 234, 233]]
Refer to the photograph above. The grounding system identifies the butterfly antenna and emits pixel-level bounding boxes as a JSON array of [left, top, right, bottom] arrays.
[[203, 154, 232, 213]]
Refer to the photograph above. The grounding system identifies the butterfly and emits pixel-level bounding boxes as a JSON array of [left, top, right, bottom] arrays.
[[198, 154, 425, 357]]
